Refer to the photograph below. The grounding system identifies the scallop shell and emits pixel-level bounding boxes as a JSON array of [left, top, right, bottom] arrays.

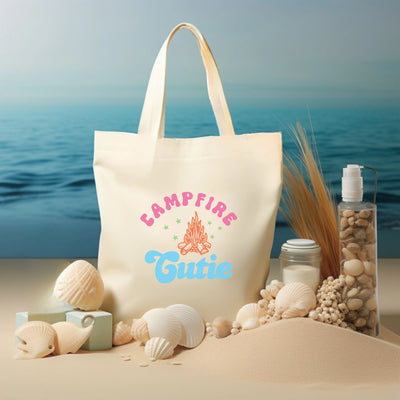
[[53, 260, 104, 311], [112, 321, 133, 346], [52, 319, 94, 355], [275, 282, 317, 319], [234, 303, 264, 330], [131, 318, 150, 344], [14, 321, 57, 360], [167, 304, 204, 348], [145, 337, 174, 361], [140, 308, 182, 347]]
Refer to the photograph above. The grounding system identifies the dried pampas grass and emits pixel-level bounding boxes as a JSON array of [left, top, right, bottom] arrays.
[[280, 122, 340, 280]]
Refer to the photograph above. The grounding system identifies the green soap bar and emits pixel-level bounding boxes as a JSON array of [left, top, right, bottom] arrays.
[[66, 311, 112, 351], [15, 307, 75, 343]]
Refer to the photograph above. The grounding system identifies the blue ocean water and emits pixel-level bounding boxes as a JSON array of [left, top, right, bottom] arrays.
[[0, 105, 399, 256]]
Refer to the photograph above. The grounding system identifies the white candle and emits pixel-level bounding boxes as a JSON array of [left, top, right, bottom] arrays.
[[282, 264, 320, 292]]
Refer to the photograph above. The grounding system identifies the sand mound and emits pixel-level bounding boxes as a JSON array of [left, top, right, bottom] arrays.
[[177, 318, 400, 383]]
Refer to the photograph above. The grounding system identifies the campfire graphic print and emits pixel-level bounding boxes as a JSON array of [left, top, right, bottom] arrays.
[[178, 212, 211, 255]]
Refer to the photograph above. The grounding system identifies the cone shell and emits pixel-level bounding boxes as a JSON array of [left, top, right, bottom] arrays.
[[167, 304, 204, 348], [131, 318, 150, 344], [275, 282, 317, 319], [53, 260, 104, 311], [52, 321, 94, 355], [145, 337, 174, 361], [15, 321, 57, 360], [235, 303, 264, 330], [141, 308, 182, 347], [112, 321, 133, 346]]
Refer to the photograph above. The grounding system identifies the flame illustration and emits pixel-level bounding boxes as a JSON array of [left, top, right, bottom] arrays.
[[177, 212, 212, 255]]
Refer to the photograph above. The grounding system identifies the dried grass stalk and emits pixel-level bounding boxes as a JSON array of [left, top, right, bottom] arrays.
[[280, 122, 340, 280]]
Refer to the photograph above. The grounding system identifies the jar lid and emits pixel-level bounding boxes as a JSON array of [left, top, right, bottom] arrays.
[[281, 238, 321, 254]]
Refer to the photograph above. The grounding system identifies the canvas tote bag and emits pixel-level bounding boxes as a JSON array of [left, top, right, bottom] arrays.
[[94, 23, 282, 322]]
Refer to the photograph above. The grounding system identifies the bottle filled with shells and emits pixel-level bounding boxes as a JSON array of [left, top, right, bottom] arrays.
[[338, 165, 379, 336]]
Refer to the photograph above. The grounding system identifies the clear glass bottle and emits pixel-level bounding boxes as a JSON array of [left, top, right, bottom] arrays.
[[279, 238, 321, 292], [338, 164, 379, 336]]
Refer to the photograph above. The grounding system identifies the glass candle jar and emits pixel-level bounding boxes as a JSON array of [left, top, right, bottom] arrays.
[[279, 239, 321, 292]]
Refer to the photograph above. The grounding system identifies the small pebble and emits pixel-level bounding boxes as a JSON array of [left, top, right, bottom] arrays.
[[171, 361, 182, 366], [139, 363, 149, 367]]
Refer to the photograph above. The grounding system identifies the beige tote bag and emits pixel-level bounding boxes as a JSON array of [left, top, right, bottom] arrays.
[[94, 23, 282, 322]]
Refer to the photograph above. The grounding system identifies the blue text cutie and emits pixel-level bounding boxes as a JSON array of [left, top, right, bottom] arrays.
[[144, 250, 233, 284]]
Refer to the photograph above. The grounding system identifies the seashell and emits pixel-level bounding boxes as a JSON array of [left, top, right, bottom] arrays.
[[343, 259, 364, 277], [363, 261, 376, 276], [112, 321, 133, 346], [167, 304, 204, 348], [234, 303, 264, 330], [210, 316, 232, 339], [53, 260, 104, 311], [365, 295, 377, 311], [275, 282, 316, 319], [131, 318, 150, 344], [145, 337, 174, 361], [14, 321, 57, 360], [347, 298, 363, 311], [53, 318, 94, 355], [136, 308, 182, 347]]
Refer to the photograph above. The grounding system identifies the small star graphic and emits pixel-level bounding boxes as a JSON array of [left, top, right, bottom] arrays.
[[210, 235, 214, 239], [208, 221, 212, 225], [173, 235, 178, 240], [176, 219, 181, 224], [164, 225, 169, 230], [218, 226, 222, 230]]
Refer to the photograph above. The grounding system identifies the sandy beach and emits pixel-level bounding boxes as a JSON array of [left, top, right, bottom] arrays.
[[1, 258, 399, 400]]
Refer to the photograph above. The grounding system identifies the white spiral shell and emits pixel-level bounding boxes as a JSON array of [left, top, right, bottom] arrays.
[[52, 319, 94, 355], [167, 304, 205, 348], [275, 282, 317, 319]]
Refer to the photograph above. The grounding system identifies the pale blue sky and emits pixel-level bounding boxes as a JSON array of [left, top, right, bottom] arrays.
[[0, 0, 399, 107]]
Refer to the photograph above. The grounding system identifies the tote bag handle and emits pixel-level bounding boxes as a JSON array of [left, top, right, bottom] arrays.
[[138, 22, 235, 139]]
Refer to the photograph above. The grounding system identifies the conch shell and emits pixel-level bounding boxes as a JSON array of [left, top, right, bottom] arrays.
[[145, 337, 174, 361], [167, 304, 204, 348], [112, 321, 133, 346], [132, 308, 182, 347], [53, 260, 104, 311], [275, 282, 317, 318], [52, 317, 94, 355], [234, 303, 264, 330], [14, 321, 57, 360]]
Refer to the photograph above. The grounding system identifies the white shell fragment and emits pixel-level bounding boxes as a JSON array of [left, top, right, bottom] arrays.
[[14, 321, 57, 360], [234, 303, 264, 330], [53, 260, 104, 311], [145, 337, 174, 361], [275, 282, 316, 319], [52, 319, 94, 355], [167, 304, 204, 348], [112, 321, 133, 346]]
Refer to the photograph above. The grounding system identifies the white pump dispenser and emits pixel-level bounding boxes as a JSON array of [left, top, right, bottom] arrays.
[[342, 164, 363, 202]]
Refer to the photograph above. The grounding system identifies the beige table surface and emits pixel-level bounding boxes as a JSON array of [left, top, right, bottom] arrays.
[[0, 258, 399, 400]]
